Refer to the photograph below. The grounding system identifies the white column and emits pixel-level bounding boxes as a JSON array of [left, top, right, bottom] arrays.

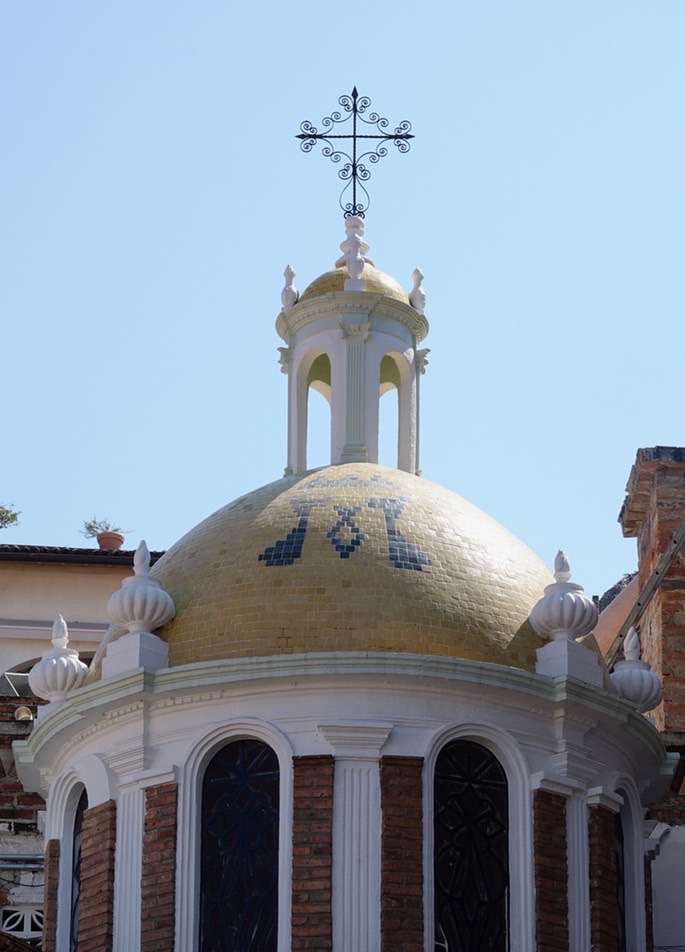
[[113, 784, 144, 952], [567, 791, 591, 952], [319, 724, 392, 952], [338, 321, 371, 463]]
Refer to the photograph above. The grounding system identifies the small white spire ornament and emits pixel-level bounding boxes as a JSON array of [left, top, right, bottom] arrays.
[[280, 265, 299, 312], [28, 615, 88, 713], [610, 627, 664, 713], [409, 268, 426, 315], [339, 217, 369, 290], [533, 551, 603, 687], [530, 550, 598, 642], [102, 541, 175, 678]]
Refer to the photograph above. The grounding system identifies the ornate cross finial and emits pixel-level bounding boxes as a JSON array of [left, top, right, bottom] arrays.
[[296, 87, 414, 219]]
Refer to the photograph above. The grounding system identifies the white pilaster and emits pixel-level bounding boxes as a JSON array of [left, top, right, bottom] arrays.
[[319, 724, 391, 952], [567, 792, 591, 952], [113, 784, 144, 952]]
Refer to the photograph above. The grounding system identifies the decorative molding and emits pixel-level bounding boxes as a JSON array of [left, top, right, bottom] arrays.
[[276, 292, 429, 342], [319, 723, 392, 759], [586, 786, 624, 812], [530, 771, 585, 796], [277, 346, 293, 374], [338, 320, 371, 340]]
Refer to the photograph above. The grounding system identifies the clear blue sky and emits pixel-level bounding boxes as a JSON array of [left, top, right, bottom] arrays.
[[2, 1, 684, 599]]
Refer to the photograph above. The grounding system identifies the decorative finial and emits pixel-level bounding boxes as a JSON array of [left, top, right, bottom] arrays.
[[624, 625, 640, 662], [281, 265, 299, 312], [339, 217, 369, 290], [296, 88, 414, 219], [133, 539, 151, 576], [530, 551, 598, 642], [409, 268, 426, 315], [28, 615, 88, 711], [554, 550, 571, 582], [610, 626, 664, 713], [107, 540, 175, 637]]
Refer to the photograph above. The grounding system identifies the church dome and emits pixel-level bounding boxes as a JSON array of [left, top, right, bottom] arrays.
[[92, 463, 552, 674], [299, 264, 410, 305]]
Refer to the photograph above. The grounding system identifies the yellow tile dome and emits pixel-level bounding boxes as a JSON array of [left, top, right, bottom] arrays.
[[299, 266, 410, 304], [91, 464, 553, 675]]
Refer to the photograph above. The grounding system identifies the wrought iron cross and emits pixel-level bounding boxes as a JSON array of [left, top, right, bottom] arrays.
[[296, 87, 414, 219]]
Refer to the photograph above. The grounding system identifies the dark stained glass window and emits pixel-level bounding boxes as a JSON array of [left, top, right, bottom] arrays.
[[70, 788, 87, 952], [434, 739, 509, 952], [200, 739, 279, 952]]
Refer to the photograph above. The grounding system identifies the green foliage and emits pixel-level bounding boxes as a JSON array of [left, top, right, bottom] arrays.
[[0, 505, 20, 530], [81, 516, 122, 539]]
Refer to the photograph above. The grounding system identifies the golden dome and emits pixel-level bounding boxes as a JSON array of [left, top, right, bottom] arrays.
[[91, 464, 552, 676], [299, 265, 410, 304]]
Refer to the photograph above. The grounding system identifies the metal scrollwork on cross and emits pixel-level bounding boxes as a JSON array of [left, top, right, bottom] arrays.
[[296, 87, 414, 219]]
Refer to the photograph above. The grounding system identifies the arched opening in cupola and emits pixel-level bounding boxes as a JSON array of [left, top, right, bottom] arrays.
[[379, 352, 411, 471], [306, 353, 331, 470]]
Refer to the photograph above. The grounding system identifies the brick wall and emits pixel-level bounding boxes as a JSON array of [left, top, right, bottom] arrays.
[[380, 756, 423, 952], [533, 789, 569, 952], [0, 696, 45, 826], [644, 854, 654, 952], [41, 838, 60, 952], [77, 799, 116, 952], [619, 447, 685, 736], [291, 755, 334, 950], [588, 803, 618, 952], [141, 782, 177, 952]]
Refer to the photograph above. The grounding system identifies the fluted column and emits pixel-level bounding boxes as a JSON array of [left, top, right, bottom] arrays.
[[319, 724, 391, 952], [339, 321, 371, 463]]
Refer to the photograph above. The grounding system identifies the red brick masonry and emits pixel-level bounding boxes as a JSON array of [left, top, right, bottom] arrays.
[[380, 756, 424, 952], [291, 755, 334, 950], [589, 803, 618, 952], [141, 781, 178, 952], [41, 838, 60, 952], [533, 789, 569, 952], [77, 799, 116, 952]]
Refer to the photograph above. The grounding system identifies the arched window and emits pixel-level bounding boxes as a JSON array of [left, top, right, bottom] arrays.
[[199, 739, 280, 951], [434, 739, 509, 951], [70, 788, 87, 952]]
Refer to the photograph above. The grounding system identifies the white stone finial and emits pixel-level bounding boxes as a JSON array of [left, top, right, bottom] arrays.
[[133, 539, 151, 576], [281, 265, 299, 312], [107, 541, 175, 637], [340, 217, 369, 291], [409, 268, 426, 315], [624, 625, 640, 662], [28, 615, 88, 712], [554, 549, 571, 581], [530, 551, 598, 642], [103, 542, 175, 678], [610, 627, 664, 713]]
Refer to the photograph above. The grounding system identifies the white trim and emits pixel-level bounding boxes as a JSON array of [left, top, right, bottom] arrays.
[[567, 791, 591, 952], [616, 778, 647, 952], [423, 723, 535, 952], [52, 777, 86, 952], [320, 723, 391, 952], [176, 718, 293, 952]]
